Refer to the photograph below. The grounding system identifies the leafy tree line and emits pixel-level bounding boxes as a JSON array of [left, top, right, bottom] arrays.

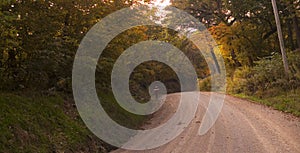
[[174, 0, 300, 67], [1, 0, 300, 95], [0, 0, 210, 95], [175, 0, 300, 93], [0, 0, 131, 91]]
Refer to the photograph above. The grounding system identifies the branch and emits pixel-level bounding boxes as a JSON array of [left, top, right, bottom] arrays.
[[262, 27, 277, 40]]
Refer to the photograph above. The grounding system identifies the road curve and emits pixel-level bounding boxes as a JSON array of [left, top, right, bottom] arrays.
[[112, 92, 300, 153]]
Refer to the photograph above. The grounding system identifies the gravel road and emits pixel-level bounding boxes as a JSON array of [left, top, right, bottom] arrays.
[[112, 92, 300, 153]]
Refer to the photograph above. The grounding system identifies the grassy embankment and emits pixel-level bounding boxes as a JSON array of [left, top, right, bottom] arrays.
[[233, 90, 300, 117], [0, 92, 146, 152]]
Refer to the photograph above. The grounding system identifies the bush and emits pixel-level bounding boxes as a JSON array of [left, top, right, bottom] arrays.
[[199, 77, 211, 91], [227, 52, 300, 97]]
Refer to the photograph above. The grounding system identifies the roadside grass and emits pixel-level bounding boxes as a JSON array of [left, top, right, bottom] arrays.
[[233, 90, 300, 117], [0, 92, 140, 152], [98, 92, 148, 129]]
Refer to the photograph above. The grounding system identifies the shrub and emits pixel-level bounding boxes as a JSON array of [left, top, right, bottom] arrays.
[[227, 52, 300, 97]]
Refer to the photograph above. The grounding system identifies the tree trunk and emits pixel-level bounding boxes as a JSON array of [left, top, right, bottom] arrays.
[[248, 56, 254, 67], [293, 16, 300, 50], [288, 19, 295, 51], [210, 49, 221, 74], [230, 49, 242, 67]]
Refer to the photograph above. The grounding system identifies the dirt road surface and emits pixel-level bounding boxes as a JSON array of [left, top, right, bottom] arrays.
[[112, 92, 300, 153]]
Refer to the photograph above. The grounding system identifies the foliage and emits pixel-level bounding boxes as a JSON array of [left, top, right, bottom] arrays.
[[0, 0, 130, 91], [96, 26, 209, 102], [227, 52, 300, 96], [226, 52, 300, 116], [0, 0, 299, 93]]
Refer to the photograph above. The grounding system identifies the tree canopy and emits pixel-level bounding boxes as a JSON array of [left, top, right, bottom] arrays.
[[0, 0, 299, 92]]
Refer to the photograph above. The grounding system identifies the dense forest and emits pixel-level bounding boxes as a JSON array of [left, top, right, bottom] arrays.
[[0, 0, 299, 152]]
